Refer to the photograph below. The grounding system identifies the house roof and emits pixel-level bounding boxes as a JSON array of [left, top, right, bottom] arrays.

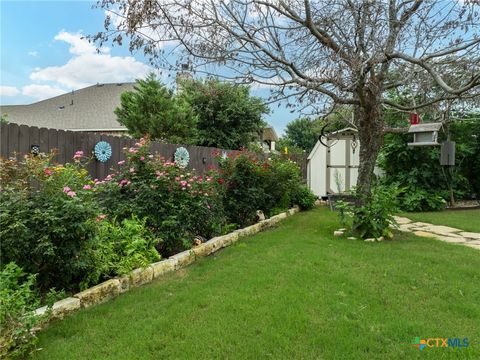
[[0, 83, 135, 131], [262, 126, 279, 142]]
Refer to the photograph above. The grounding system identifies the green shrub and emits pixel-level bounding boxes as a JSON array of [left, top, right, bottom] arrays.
[[82, 216, 160, 288], [401, 188, 446, 212], [335, 184, 401, 239], [293, 185, 317, 210], [218, 151, 306, 227], [0, 154, 100, 292], [0, 263, 45, 359]]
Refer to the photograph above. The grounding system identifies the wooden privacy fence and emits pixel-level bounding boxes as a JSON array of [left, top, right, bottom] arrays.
[[0, 123, 307, 181], [0, 123, 230, 180]]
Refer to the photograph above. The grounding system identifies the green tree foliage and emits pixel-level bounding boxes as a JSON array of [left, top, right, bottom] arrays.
[[283, 118, 319, 152], [115, 73, 197, 144], [180, 79, 268, 149], [378, 116, 480, 211]]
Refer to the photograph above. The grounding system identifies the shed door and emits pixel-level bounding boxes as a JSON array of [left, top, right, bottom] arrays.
[[326, 139, 347, 193], [326, 138, 358, 193]]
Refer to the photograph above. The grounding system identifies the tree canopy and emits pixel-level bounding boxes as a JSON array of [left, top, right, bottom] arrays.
[[96, 0, 480, 196], [179, 79, 268, 149], [115, 73, 197, 144]]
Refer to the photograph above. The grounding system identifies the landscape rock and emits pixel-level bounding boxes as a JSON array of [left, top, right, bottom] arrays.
[[169, 250, 196, 269], [74, 279, 121, 308], [398, 224, 414, 232], [151, 259, 176, 278], [34, 297, 81, 319], [376, 236, 384, 242], [411, 222, 433, 227], [235, 223, 262, 238], [347, 237, 356, 240], [192, 243, 210, 258], [464, 243, 480, 250], [435, 235, 466, 243], [256, 210, 266, 221], [423, 225, 462, 235], [460, 232, 480, 240], [204, 237, 223, 254], [413, 231, 438, 238], [118, 275, 130, 293], [393, 216, 412, 225], [364, 238, 375, 242], [218, 232, 239, 248], [129, 266, 154, 287], [288, 206, 300, 216], [334, 231, 344, 237]]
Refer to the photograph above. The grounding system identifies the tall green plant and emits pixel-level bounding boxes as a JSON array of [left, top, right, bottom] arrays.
[[115, 73, 198, 143]]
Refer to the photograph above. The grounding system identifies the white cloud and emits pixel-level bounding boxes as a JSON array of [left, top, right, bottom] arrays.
[[0, 85, 20, 97], [22, 84, 66, 101], [29, 31, 150, 89], [28, 51, 38, 57]]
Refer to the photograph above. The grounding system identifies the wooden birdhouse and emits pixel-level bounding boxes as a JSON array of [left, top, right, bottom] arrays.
[[407, 123, 442, 147]]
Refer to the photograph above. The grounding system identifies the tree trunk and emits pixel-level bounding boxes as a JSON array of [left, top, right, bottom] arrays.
[[355, 94, 384, 200]]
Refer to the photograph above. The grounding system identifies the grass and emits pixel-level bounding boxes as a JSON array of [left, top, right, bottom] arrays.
[[401, 209, 480, 233], [33, 207, 480, 360]]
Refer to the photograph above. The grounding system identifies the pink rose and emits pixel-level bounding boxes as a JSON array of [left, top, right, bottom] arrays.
[[140, 156, 145, 161], [118, 160, 126, 165], [67, 191, 76, 197], [63, 186, 71, 193], [83, 185, 92, 190]]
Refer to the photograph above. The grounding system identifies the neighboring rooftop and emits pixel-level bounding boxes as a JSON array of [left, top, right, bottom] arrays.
[[0, 83, 135, 131]]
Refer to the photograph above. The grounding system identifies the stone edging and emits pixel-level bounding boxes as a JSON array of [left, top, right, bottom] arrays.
[[35, 206, 300, 320], [394, 216, 480, 251]]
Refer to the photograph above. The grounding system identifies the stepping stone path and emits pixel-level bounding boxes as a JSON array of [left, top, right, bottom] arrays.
[[393, 216, 480, 251]]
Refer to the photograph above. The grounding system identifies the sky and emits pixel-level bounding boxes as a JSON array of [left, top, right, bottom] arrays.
[[0, 0, 299, 135]]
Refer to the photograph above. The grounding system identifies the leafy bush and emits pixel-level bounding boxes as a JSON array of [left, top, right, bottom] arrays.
[[0, 263, 45, 359], [292, 185, 317, 210], [335, 184, 401, 239], [218, 151, 307, 226], [0, 153, 100, 292], [401, 188, 446, 212], [97, 138, 227, 256], [82, 216, 160, 288], [379, 128, 477, 210]]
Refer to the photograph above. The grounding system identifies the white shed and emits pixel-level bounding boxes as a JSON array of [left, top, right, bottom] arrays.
[[307, 127, 360, 198]]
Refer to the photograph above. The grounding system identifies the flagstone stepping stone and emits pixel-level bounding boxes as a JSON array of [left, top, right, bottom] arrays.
[[411, 222, 432, 228], [434, 236, 467, 244], [459, 232, 480, 240], [422, 225, 462, 235], [413, 231, 437, 238], [464, 243, 480, 250], [393, 216, 412, 225]]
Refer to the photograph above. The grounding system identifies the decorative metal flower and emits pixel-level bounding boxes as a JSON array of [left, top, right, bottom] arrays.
[[94, 141, 112, 163], [174, 147, 190, 168]]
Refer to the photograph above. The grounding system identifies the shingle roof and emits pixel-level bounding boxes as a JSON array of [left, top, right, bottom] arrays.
[[0, 83, 135, 131]]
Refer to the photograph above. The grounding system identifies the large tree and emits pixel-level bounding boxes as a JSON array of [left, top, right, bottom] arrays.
[[115, 73, 197, 143], [179, 79, 268, 149], [96, 1, 480, 197]]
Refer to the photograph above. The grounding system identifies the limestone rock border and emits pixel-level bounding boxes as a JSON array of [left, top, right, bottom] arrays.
[[36, 206, 301, 320]]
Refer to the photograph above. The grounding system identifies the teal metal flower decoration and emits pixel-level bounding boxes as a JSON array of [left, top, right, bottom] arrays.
[[174, 147, 190, 168], [94, 141, 112, 162]]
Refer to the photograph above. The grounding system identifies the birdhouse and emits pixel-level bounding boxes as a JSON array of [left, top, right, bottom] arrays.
[[440, 140, 455, 166], [407, 123, 442, 147], [409, 113, 420, 125]]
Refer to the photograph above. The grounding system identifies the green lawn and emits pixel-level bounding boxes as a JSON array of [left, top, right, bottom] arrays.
[[33, 207, 480, 360], [401, 209, 480, 233]]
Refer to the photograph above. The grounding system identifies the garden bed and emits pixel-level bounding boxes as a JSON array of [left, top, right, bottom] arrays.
[[31, 207, 480, 359]]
